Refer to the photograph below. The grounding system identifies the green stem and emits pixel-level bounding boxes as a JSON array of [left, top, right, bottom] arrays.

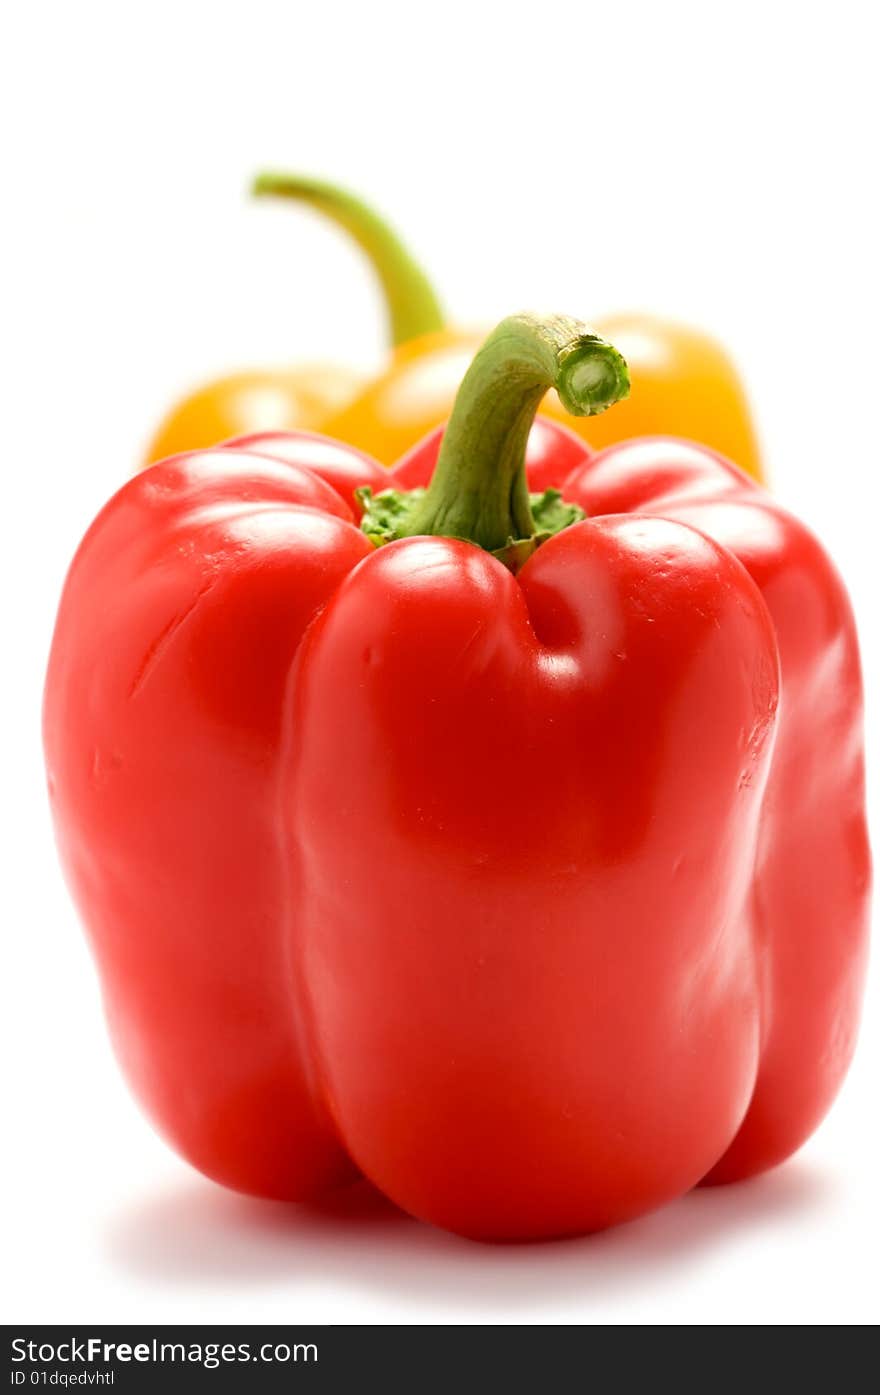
[[252, 172, 445, 348], [359, 314, 629, 566]]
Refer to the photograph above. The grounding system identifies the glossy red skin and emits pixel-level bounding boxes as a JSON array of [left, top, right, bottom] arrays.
[[559, 439, 871, 1187], [44, 432, 869, 1241], [222, 428, 388, 513], [45, 450, 371, 1198]]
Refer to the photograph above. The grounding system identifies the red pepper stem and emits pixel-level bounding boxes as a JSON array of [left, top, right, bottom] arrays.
[[251, 172, 445, 348], [397, 314, 630, 554]]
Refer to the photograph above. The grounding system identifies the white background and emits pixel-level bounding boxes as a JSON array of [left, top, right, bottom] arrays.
[[2, 0, 878, 1325]]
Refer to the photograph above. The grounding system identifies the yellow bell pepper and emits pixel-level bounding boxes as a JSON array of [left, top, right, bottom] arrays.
[[144, 174, 763, 482]]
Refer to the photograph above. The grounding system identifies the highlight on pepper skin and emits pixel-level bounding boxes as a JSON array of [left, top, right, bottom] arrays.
[[44, 312, 869, 1242], [142, 172, 765, 484]]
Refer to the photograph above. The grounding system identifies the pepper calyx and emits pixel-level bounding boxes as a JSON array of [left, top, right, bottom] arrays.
[[358, 484, 586, 573]]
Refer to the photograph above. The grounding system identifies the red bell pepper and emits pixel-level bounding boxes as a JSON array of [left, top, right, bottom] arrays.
[[44, 314, 869, 1241]]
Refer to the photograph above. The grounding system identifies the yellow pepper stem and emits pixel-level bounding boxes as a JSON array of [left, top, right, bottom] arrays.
[[252, 172, 445, 349]]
